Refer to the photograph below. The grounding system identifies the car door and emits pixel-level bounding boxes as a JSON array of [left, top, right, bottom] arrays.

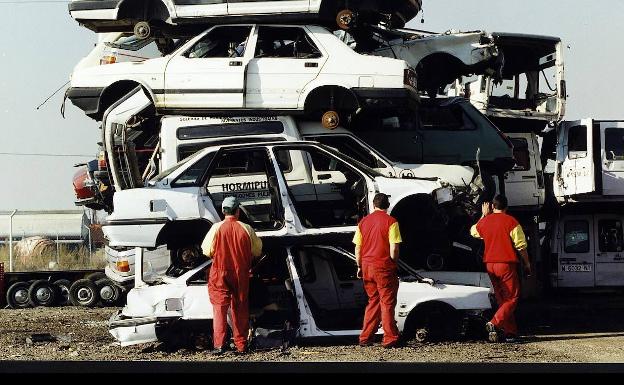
[[323, 247, 367, 310], [599, 122, 624, 196], [246, 26, 326, 109], [557, 216, 595, 288], [556, 119, 595, 196], [504, 134, 542, 208], [174, 1, 227, 18], [594, 215, 624, 286], [227, 0, 310, 15], [164, 25, 254, 110]]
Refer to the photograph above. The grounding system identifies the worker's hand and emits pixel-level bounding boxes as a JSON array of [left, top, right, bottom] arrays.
[[523, 262, 532, 277], [481, 202, 493, 217], [357, 267, 363, 279]]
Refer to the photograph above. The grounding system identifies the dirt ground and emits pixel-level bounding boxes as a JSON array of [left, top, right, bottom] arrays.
[[3, 294, 624, 364]]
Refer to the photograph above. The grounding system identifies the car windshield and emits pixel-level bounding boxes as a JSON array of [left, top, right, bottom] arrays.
[[105, 34, 155, 50], [151, 150, 206, 183], [317, 144, 384, 178]]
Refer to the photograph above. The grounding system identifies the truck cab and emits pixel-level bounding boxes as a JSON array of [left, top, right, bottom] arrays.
[[554, 119, 624, 202], [549, 208, 624, 288]]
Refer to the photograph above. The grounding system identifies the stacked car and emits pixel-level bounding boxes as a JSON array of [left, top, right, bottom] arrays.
[[65, 1, 579, 345]]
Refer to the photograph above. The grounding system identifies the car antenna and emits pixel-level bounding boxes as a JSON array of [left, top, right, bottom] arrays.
[[35, 80, 70, 110]]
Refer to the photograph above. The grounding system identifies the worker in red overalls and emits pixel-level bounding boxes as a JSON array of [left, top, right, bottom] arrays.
[[471, 194, 532, 343], [201, 196, 262, 355], [353, 193, 402, 348]]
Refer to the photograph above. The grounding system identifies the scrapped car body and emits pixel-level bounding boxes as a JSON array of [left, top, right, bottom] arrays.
[[554, 119, 624, 203], [68, 0, 422, 35], [68, 24, 417, 125], [448, 33, 565, 133], [109, 244, 492, 346], [354, 29, 501, 97]]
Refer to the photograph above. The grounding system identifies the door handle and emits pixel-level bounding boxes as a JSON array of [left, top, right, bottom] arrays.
[[317, 174, 332, 180], [305, 62, 319, 68], [229, 61, 243, 67], [340, 282, 354, 288]]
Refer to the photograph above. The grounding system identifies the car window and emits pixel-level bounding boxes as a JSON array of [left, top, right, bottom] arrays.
[[305, 135, 384, 169], [605, 127, 624, 161], [255, 26, 322, 59], [171, 152, 215, 187], [568, 125, 587, 159], [186, 26, 252, 59], [418, 102, 476, 131], [511, 138, 531, 171], [564, 220, 590, 253], [598, 220, 624, 252]]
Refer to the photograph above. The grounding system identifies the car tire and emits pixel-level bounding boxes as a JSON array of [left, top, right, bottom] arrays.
[[69, 279, 99, 307], [85, 272, 107, 282], [28, 280, 57, 307], [95, 278, 121, 307], [6, 281, 32, 309], [53, 279, 72, 306]]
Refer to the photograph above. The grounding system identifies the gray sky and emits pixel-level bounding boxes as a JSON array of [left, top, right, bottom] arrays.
[[0, 0, 622, 210]]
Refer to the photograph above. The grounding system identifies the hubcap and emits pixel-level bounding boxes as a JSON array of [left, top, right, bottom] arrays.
[[36, 287, 51, 302], [100, 286, 114, 301], [15, 289, 28, 304], [77, 287, 93, 302]]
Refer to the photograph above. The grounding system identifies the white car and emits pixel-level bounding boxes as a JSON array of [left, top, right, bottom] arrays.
[[68, 24, 417, 127], [68, 0, 422, 36], [109, 244, 492, 347], [101, 139, 455, 271]]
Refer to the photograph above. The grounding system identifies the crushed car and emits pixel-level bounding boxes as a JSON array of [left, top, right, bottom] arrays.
[[109, 243, 492, 347], [68, 0, 423, 37]]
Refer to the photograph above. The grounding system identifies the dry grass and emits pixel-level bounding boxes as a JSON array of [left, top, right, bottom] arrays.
[[0, 244, 106, 272]]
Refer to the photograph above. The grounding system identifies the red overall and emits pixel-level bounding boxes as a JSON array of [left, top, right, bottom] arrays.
[[357, 211, 401, 347], [476, 213, 523, 336], [207, 217, 253, 352]]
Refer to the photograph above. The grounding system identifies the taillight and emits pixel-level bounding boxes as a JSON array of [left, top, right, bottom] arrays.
[[100, 55, 117, 65], [98, 151, 107, 170], [404, 68, 417, 89], [116, 259, 130, 272]]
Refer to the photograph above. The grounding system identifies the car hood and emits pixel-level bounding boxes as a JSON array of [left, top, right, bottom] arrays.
[[390, 164, 476, 188], [374, 176, 453, 208]]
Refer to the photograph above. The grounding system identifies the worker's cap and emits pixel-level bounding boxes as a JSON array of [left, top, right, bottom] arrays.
[[222, 196, 240, 211]]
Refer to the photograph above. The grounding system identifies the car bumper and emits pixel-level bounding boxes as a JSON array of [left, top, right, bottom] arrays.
[[108, 310, 159, 346], [67, 87, 104, 117], [353, 87, 417, 111]]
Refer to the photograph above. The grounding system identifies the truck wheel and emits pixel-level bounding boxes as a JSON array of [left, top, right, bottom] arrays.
[[28, 280, 57, 307], [134, 21, 152, 40], [53, 279, 72, 306], [86, 272, 107, 282], [6, 282, 31, 309], [322, 110, 340, 130], [69, 279, 99, 307], [336, 9, 356, 30], [95, 278, 121, 306]]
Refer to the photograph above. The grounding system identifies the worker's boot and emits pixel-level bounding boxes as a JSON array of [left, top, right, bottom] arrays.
[[486, 322, 502, 343]]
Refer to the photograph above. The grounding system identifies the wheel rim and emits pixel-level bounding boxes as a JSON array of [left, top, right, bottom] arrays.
[[77, 287, 94, 303], [134, 22, 150, 39], [59, 286, 69, 302], [100, 285, 115, 301], [426, 254, 444, 271], [336, 10, 355, 30], [14, 289, 29, 305], [35, 287, 52, 302], [322, 111, 340, 130]]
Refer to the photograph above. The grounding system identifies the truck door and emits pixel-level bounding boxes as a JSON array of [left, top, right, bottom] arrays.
[[599, 122, 624, 196], [504, 134, 542, 208], [557, 119, 595, 196], [227, 0, 309, 15], [594, 214, 624, 286], [557, 215, 595, 287], [164, 26, 253, 110]]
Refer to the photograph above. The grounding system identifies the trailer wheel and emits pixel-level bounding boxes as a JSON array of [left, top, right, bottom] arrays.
[[28, 280, 57, 307], [95, 278, 121, 306], [6, 281, 31, 309], [86, 272, 107, 282], [53, 279, 72, 306], [69, 279, 99, 307]]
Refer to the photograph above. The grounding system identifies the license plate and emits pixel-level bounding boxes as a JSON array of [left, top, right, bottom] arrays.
[[562, 264, 592, 272]]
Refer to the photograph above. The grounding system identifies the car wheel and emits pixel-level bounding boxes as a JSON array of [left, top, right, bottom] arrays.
[[85, 272, 107, 282], [322, 110, 340, 130], [336, 9, 356, 30], [6, 281, 31, 309], [134, 21, 152, 40], [95, 278, 121, 307], [69, 279, 99, 307], [53, 279, 72, 306], [28, 280, 57, 307]]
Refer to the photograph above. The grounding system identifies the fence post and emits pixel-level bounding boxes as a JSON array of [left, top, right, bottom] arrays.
[[9, 209, 17, 273]]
